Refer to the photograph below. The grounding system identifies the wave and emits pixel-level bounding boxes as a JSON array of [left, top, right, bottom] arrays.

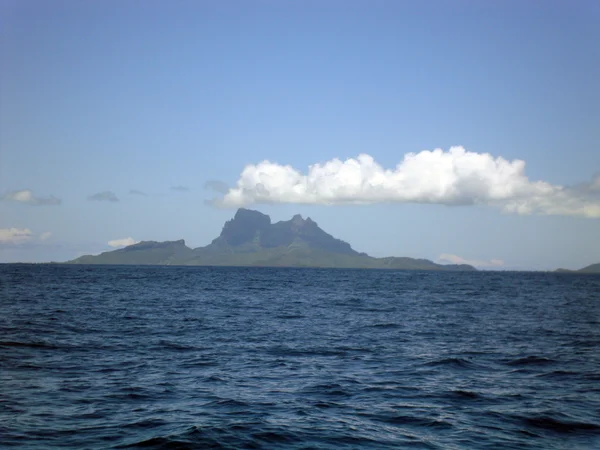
[[116, 424, 302, 449], [153, 340, 202, 351], [422, 357, 481, 369], [0, 340, 64, 350], [301, 383, 352, 397], [449, 389, 482, 399], [365, 412, 454, 429], [523, 416, 600, 433], [506, 356, 555, 366], [274, 314, 305, 319], [368, 322, 402, 329], [203, 398, 252, 408], [266, 346, 347, 358], [535, 370, 579, 378]]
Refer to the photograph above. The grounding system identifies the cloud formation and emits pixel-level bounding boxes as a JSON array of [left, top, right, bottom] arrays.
[[216, 146, 600, 218], [438, 253, 504, 268], [88, 191, 119, 202], [0, 228, 34, 244], [2, 189, 61, 205], [108, 237, 139, 248], [129, 189, 148, 196], [0, 228, 53, 245], [171, 185, 190, 192]]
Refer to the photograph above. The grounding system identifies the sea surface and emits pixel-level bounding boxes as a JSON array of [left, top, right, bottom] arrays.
[[1, 265, 600, 449]]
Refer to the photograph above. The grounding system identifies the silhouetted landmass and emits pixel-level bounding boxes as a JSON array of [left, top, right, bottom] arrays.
[[66, 209, 476, 271], [556, 263, 600, 274], [71, 239, 194, 266]]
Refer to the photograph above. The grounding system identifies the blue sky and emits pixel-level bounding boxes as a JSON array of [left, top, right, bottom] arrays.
[[1, 0, 599, 270]]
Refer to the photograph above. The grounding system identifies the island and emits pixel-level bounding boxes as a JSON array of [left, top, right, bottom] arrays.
[[555, 263, 600, 274], [66, 208, 476, 271]]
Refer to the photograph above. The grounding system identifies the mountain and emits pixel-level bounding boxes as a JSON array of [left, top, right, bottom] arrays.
[[556, 263, 600, 274], [580, 263, 600, 273], [66, 209, 476, 271]]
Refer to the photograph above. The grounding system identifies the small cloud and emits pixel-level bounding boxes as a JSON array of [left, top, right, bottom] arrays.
[[0, 229, 55, 248], [129, 189, 148, 196], [108, 237, 139, 248], [2, 189, 61, 206], [171, 185, 190, 192], [204, 180, 230, 194], [0, 228, 34, 244], [39, 231, 52, 241], [438, 253, 505, 268], [88, 191, 119, 202]]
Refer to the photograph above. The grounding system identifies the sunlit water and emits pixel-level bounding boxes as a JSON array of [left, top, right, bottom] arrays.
[[1, 265, 599, 449]]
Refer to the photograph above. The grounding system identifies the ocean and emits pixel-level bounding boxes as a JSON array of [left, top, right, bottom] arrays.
[[1, 264, 599, 449]]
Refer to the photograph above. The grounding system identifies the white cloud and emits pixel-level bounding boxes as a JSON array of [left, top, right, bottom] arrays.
[[438, 253, 504, 268], [2, 189, 61, 205], [0, 229, 55, 245], [108, 237, 139, 248], [0, 228, 34, 244], [216, 146, 600, 218]]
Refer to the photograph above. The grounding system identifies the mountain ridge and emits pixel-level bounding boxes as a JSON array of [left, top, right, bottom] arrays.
[[66, 209, 476, 271], [555, 263, 600, 274]]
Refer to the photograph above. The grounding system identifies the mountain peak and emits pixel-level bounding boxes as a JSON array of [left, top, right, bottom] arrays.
[[210, 209, 358, 255], [234, 208, 271, 223], [217, 208, 271, 246]]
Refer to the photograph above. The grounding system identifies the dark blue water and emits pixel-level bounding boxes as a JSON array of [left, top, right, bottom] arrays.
[[1, 265, 599, 449]]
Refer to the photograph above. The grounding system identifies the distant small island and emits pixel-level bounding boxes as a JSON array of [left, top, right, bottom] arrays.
[[555, 263, 600, 274], [66, 208, 476, 271]]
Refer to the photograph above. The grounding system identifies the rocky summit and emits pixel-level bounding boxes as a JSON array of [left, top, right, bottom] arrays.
[[212, 209, 358, 255]]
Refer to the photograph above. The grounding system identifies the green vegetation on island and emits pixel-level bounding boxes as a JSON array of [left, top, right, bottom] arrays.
[[66, 209, 476, 271], [555, 263, 600, 274]]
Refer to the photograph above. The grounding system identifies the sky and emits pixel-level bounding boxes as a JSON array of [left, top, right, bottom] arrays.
[[1, 0, 599, 270]]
